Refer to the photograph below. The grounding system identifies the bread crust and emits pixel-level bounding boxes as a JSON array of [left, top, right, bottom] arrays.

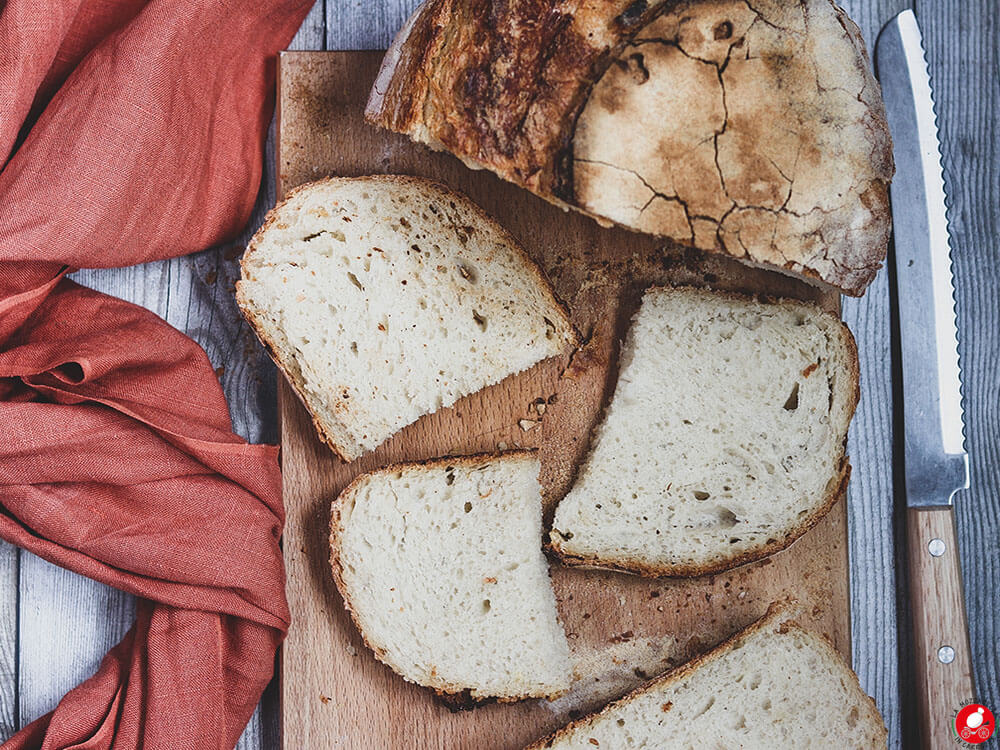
[[547, 286, 861, 577], [524, 601, 888, 748], [329, 450, 569, 705], [236, 175, 579, 462], [366, 0, 893, 297]]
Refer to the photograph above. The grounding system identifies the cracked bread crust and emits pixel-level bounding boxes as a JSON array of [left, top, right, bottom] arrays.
[[366, 0, 893, 297], [573, 0, 893, 296]]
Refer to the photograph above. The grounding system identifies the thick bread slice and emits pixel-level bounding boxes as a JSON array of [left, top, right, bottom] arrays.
[[526, 604, 887, 749], [236, 176, 577, 461], [330, 452, 572, 703], [366, 0, 893, 296], [550, 286, 858, 576]]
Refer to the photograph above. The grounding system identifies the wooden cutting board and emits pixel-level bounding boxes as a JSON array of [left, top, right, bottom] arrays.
[[277, 51, 850, 749]]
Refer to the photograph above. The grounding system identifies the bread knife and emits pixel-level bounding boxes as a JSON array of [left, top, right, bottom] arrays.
[[876, 11, 974, 749]]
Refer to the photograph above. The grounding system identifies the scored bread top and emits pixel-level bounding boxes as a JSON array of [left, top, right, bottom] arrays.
[[236, 175, 577, 461], [525, 603, 887, 748], [366, 0, 893, 296], [550, 286, 859, 577], [330, 452, 572, 701]]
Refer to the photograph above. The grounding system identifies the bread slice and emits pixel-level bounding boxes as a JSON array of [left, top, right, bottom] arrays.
[[526, 604, 887, 749], [550, 286, 858, 576], [366, 0, 893, 296], [330, 452, 572, 703], [236, 176, 577, 460]]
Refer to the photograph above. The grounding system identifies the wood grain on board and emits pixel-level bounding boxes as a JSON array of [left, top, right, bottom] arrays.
[[278, 51, 851, 750]]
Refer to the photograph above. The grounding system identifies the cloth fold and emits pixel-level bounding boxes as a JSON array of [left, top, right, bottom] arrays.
[[0, 0, 313, 747]]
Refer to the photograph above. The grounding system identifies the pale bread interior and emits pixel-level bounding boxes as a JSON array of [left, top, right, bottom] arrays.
[[527, 607, 887, 748], [332, 453, 572, 700], [551, 286, 856, 575], [237, 176, 576, 460]]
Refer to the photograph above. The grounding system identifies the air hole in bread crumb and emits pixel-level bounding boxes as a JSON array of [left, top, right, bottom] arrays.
[[783, 382, 800, 410], [693, 696, 715, 719], [481, 599, 491, 613], [473, 311, 487, 331], [847, 706, 859, 728], [346, 272, 364, 291], [463, 501, 472, 513], [693, 490, 710, 500], [350, 341, 358, 355]]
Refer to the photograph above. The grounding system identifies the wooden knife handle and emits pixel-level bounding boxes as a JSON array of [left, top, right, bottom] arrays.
[[907, 506, 976, 749]]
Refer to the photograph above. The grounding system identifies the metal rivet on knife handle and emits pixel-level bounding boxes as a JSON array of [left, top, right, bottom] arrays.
[[938, 646, 956, 664], [928, 538, 946, 557]]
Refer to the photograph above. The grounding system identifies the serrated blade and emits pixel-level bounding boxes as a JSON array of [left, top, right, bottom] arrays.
[[877, 10, 969, 507]]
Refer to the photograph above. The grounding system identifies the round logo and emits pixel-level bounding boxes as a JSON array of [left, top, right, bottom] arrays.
[[955, 704, 995, 743]]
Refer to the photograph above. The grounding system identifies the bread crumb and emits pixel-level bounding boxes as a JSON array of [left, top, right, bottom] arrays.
[[536, 402, 546, 415], [346, 644, 357, 656], [497, 442, 508, 451], [484, 576, 497, 584], [519, 419, 538, 431], [319, 694, 330, 704]]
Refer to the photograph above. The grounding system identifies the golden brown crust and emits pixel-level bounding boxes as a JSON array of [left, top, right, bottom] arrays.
[[236, 175, 579, 462], [367, 0, 654, 193], [367, 0, 894, 297], [525, 601, 888, 748], [547, 286, 861, 577], [329, 450, 567, 705]]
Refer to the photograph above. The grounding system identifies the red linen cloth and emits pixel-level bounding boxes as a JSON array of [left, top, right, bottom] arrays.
[[0, 0, 312, 747]]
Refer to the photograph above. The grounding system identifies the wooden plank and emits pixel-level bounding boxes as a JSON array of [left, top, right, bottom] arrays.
[[17, 553, 134, 727], [915, 0, 1000, 728], [0, 543, 16, 741], [291, 0, 326, 51], [326, 0, 415, 49], [278, 51, 852, 750]]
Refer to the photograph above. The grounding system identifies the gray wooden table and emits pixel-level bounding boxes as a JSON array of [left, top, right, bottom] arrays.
[[2, 2, 996, 748]]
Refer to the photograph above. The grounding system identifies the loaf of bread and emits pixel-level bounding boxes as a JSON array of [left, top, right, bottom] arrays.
[[330, 452, 572, 704], [525, 604, 887, 748], [367, 0, 893, 296], [550, 286, 858, 576], [237, 176, 577, 461]]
